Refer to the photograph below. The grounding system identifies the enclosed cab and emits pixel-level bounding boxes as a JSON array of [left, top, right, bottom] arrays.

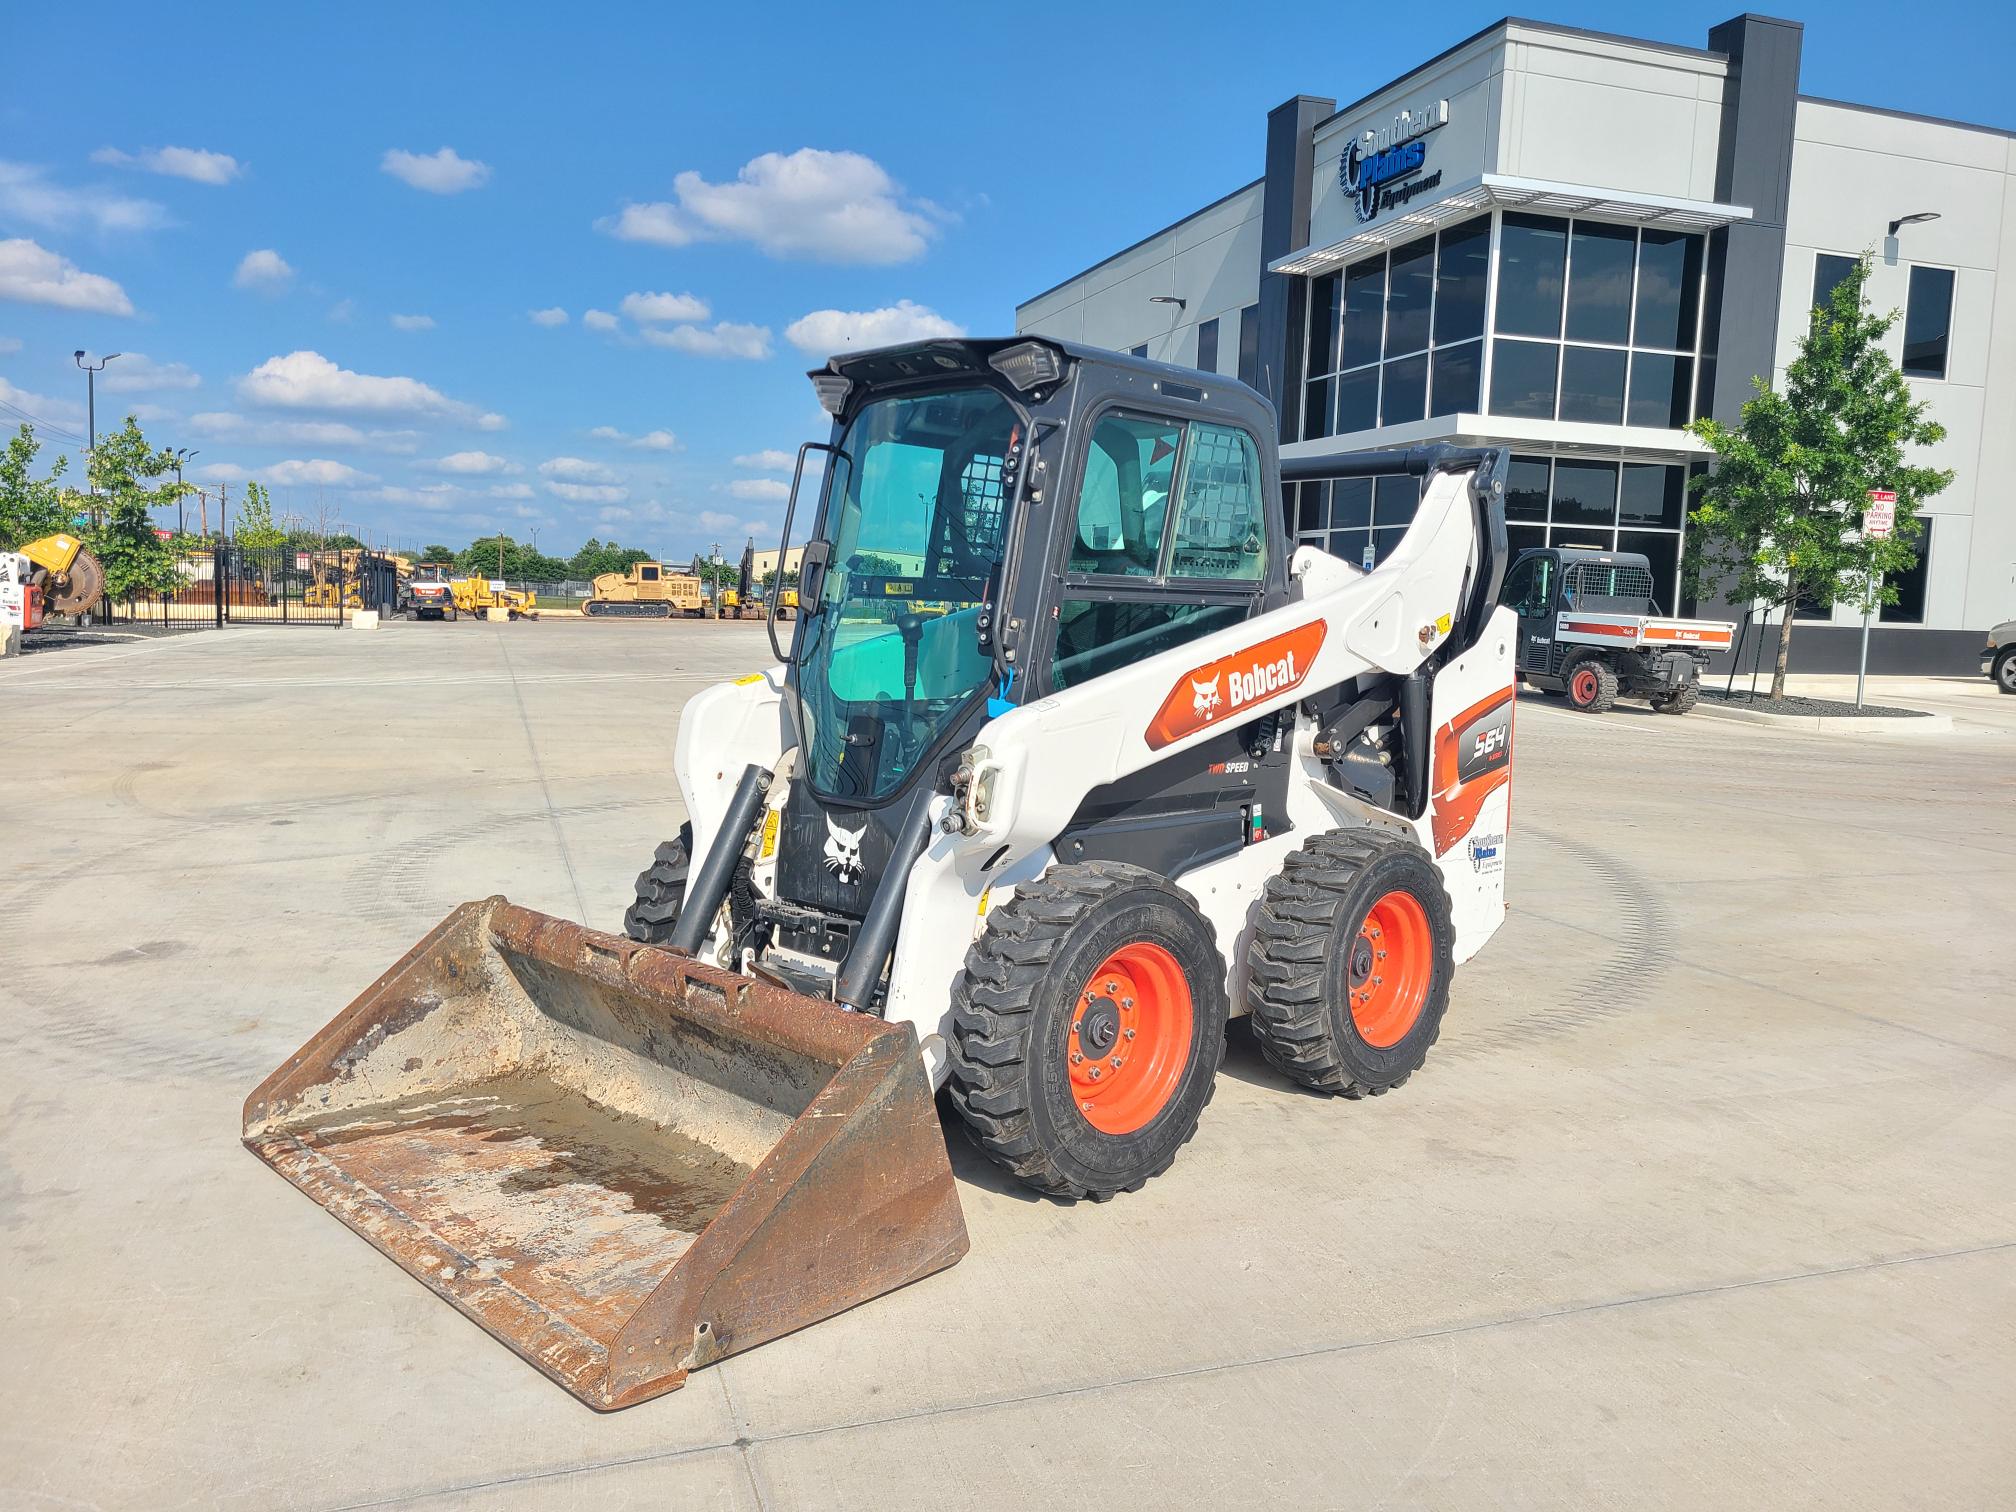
[[1500, 546, 1734, 713], [402, 562, 459, 621]]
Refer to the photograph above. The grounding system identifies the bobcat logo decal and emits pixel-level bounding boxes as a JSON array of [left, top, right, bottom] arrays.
[[1191, 677, 1222, 720], [822, 815, 866, 885]]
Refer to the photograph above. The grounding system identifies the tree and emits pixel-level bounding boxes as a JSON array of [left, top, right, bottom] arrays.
[[0, 423, 73, 550], [454, 534, 569, 581], [420, 544, 455, 562], [1685, 255, 1952, 700], [83, 417, 182, 598], [569, 538, 654, 579], [234, 481, 288, 549]]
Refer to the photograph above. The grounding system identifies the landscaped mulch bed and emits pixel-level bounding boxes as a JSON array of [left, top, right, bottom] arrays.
[[1699, 686, 1928, 718]]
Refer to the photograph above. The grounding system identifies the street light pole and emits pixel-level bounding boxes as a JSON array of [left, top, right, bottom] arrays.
[[168, 447, 198, 537], [73, 350, 123, 519]]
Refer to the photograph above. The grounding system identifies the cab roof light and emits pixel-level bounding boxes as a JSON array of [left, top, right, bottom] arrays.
[[987, 341, 1066, 394], [811, 371, 853, 416]]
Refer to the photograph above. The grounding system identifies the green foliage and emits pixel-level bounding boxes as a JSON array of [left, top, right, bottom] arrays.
[[1685, 254, 1952, 698], [83, 417, 182, 598], [851, 551, 908, 576], [234, 481, 288, 550], [0, 423, 74, 551], [420, 544, 454, 562], [568, 537, 654, 579], [455, 533, 568, 580]]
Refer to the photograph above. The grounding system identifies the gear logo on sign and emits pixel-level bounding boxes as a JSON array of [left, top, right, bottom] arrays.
[[822, 815, 866, 885]]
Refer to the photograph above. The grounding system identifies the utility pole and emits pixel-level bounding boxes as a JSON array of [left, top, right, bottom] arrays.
[[168, 448, 198, 537], [219, 481, 230, 542]]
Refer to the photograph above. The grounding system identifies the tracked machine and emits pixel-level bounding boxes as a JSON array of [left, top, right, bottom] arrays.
[[247, 339, 1517, 1410]]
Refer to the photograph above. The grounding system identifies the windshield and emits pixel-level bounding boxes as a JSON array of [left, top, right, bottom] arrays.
[[796, 386, 1018, 803]]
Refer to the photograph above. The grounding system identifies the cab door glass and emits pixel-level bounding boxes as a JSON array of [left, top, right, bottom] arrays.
[[1070, 414, 1180, 576], [1168, 423, 1266, 581]]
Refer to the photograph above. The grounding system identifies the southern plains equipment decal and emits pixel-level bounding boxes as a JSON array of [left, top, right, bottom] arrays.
[[1145, 621, 1328, 750], [1429, 686, 1514, 855]]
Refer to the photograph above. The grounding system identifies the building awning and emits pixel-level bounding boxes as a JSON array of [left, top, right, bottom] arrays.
[[1269, 175, 1752, 277]]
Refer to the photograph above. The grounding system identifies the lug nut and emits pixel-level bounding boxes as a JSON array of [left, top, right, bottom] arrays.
[[1123, 1028, 1136, 1040], [1120, 997, 1133, 1008], [1106, 980, 1118, 993], [1110, 1057, 1123, 1069], [1089, 1067, 1102, 1080], [1070, 1051, 1083, 1064]]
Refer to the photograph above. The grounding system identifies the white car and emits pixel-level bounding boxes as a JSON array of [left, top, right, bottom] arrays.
[[1985, 620, 2016, 694]]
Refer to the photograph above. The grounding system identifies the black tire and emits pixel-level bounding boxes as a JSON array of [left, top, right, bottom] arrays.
[[1246, 828, 1456, 1097], [1652, 681, 1699, 714], [1995, 647, 2016, 695], [1565, 656, 1618, 712], [623, 824, 693, 944], [947, 861, 1229, 1201]]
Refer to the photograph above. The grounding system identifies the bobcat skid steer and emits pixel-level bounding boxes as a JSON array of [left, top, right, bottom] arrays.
[[247, 338, 1516, 1411]]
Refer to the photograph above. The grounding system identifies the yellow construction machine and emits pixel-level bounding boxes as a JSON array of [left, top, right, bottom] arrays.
[[583, 560, 703, 617], [451, 577, 539, 619], [3, 533, 104, 624]]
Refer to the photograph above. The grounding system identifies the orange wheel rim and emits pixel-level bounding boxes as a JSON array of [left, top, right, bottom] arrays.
[[1571, 668, 1598, 703], [1067, 941, 1193, 1135], [1346, 890, 1432, 1048]]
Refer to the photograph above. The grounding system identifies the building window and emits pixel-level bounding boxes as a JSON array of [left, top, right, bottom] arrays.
[[1237, 304, 1260, 388], [1496, 453, 1688, 609], [1487, 214, 1704, 431], [1879, 518, 1932, 623], [1292, 474, 1419, 571], [1812, 252, 1857, 316], [1195, 317, 1219, 375], [1902, 266, 1954, 379], [1300, 215, 1490, 440]]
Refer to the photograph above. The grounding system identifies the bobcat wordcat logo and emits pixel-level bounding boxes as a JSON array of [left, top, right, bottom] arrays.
[[1145, 622, 1327, 750]]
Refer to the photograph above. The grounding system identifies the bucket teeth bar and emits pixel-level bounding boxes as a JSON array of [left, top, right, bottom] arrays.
[[244, 897, 968, 1410]]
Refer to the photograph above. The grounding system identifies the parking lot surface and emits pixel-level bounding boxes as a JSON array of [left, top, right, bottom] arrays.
[[2, 620, 2011, 1511]]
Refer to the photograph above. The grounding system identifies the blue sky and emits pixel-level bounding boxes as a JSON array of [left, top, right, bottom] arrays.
[[4, 0, 2010, 561]]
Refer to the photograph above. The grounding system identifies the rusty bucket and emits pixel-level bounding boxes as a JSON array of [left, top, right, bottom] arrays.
[[243, 898, 968, 1410]]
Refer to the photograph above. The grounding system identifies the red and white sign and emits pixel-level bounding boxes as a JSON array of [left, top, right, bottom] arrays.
[[1865, 490, 1897, 540]]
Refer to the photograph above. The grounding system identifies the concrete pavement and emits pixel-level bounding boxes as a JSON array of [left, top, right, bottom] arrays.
[[1, 620, 2011, 1510]]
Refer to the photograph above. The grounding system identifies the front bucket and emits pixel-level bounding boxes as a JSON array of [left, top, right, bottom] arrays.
[[243, 898, 968, 1410]]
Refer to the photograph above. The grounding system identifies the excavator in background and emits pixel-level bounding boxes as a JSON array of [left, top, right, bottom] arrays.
[[246, 338, 1516, 1411]]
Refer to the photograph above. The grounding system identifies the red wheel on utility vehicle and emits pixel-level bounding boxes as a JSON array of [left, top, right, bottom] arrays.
[[1346, 890, 1433, 1048], [1565, 659, 1617, 712], [1068, 941, 1194, 1135]]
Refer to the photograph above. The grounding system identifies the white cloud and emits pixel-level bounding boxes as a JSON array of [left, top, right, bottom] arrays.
[[433, 450, 517, 475], [186, 410, 419, 451], [697, 510, 742, 532], [99, 353, 201, 393], [582, 308, 619, 332], [476, 411, 507, 431], [545, 480, 627, 503], [529, 306, 568, 327], [0, 336, 20, 354], [539, 455, 616, 483], [193, 462, 250, 483], [390, 313, 435, 331], [639, 321, 771, 360], [600, 148, 936, 264], [370, 482, 465, 510], [238, 350, 496, 427], [619, 290, 709, 323], [733, 448, 794, 471], [326, 297, 355, 323], [590, 425, 682, 451], [728, 478, 789, 502], [261, 458, 375, 487], [786, 299, 963, 356], [234, 248, 294, 291], [381, 147, 491, 194], [91, 145, 242, 186], [0, 238, 134, 315], [489, 482, 535, 500], [0, 375, 84, 430], [0, 161, 169, 234]]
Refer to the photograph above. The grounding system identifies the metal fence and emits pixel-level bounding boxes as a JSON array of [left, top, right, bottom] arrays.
[[99, 543, 400, 629]]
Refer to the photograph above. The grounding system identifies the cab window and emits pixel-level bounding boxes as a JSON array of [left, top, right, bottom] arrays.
[[1501, 554, 1553, 615], [640, 564, 659, 581], [1168, 424, 1266, 581], [1070, 414, 1179, 576]]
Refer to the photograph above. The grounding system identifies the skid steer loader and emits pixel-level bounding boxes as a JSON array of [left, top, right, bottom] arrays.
[[247, 338, 1516, 1411]]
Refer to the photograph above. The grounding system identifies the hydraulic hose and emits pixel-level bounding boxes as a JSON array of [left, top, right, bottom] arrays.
[[668, 764, 771, 957]]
